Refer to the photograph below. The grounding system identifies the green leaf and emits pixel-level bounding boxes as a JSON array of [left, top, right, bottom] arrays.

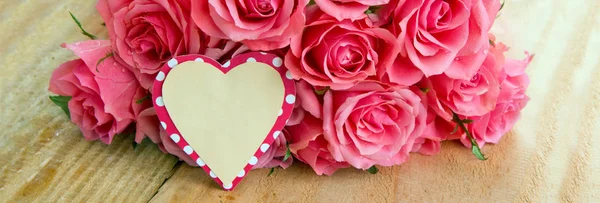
[[452, 113, 487, 161], [49, 96, 72, 119], [489, 39, 496, 47], [267, 168, 275, 176], [308, 0, 315, 5], [471, 142, 487, 161], [367, 166, 378, 174], [101, 22, 106, 26], [136, 94, 151, 104], [419, 87, 430, 94], [283, 142, 292, 162], [69, 11, 98, 40], [315, 86, 330, 95], [95, 52, 114, 72]]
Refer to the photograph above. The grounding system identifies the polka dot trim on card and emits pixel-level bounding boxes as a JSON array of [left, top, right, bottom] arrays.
[[170, 134, 180, 143], [273, 131, 281, 139], [260, 143, 270, 152], [167, 59, 178, 68], [272, 57, 282, 67], [285, 95, 296, 104]]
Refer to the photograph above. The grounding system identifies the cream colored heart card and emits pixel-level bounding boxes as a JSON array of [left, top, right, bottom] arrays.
[[152, 53, 296, 191]]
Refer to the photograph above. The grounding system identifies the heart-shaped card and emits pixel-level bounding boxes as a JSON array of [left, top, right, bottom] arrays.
[[152, 53, 295, 191]]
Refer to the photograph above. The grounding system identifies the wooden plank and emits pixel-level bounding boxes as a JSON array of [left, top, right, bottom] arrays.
[[150, 0, 600, 202], [0, 1, 178, 202]]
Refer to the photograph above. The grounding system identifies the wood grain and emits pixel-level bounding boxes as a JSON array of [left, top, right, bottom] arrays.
[[1, 0, 599, 202]]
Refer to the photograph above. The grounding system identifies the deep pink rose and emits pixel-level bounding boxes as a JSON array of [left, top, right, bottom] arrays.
[[314, 0, 390, 21], [458, 52, 533, 147], [97, 0, 204, 89], [429, 49, 502, 117], [381, 0, 501, 79], [286, 7, 399, 90], [49, 40, 145, 144], [323, 82, 427, 169], [254, 131, 294, 169], [190, 0, 309, 51]]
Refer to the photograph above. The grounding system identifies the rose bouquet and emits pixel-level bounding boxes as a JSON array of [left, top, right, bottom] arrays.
[[49, 0, 532, 175]]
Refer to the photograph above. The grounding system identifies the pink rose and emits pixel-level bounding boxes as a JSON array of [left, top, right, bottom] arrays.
[[459, 52, 533, 147], [323, 82, 427, 169], [191, 0, 309, 51], [285, 80, 350, 175], [314, 0, 390, 21], [409, 87, 454, 155], [286, 7, 399, 90], [97, 0, 203, 89], [381, 0, 501, 79], [379, 53, 424, 87], [203, 38, 250, 64], [429, 49, 502, 117], [287, 80, 324, 125], [254, 131, 294, 169], [49, 40, 145, 144], [287, 114, 350, 175]]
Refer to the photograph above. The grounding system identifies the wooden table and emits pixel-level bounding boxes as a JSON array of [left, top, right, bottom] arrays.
[[1, 0, 599, 202]]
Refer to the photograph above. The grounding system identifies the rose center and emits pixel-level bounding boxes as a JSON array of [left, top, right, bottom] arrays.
[[336, 45, 365, 72], [437, 1, 452, 27], [257, 0, 272, 12], [246, 0, 275, 17], [460, 71, 482, 89]]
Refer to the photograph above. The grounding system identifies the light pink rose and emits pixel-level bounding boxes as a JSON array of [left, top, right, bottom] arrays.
[[429, 49, 502, 117], [286, 7, 399, 90], [97, 0, 204, 89], [314, 0, 390, 21], [458, 52, 533, 147], [254, 131, 294, 169], [49, 40, 145, 144], [380, 0, 501, 79], [323, 82, 427, 169], [190, 0, 309, 51]]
